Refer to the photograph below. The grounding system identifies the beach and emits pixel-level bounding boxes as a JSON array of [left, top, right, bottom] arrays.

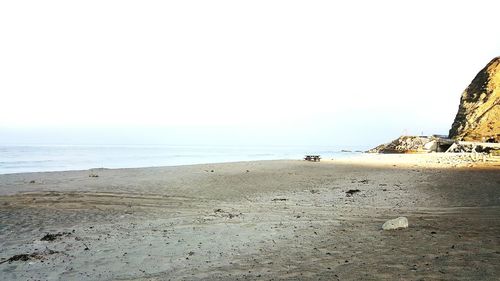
[[1, 155, 500, 280]]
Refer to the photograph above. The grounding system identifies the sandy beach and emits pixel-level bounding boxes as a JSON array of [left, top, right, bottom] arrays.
[[1, 155, 500, 280]]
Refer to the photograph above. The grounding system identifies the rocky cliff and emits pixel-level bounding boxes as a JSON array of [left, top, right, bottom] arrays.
[[367, 136, 441, 153], [449, 57, 500, 142]]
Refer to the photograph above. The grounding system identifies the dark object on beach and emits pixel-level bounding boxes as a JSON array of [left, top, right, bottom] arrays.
[[213, 208, 240, 219], [304, 155, 321, 162], [29, 180, 36, 184], [41, 232, 71, 241], [0, 248, 59, 264], [0, 253, 42, 264], [346, 189, 361, 197], [211, 170, 214, 173], [272, 198, 288, 202], [359, 179, 369, 184], [89, 173, 99, 178]]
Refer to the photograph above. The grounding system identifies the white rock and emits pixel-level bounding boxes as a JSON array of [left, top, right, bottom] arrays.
[[382, 217, 408, 230]]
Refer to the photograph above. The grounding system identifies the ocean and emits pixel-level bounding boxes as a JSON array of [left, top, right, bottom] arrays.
[[0, 145, 365, 174]]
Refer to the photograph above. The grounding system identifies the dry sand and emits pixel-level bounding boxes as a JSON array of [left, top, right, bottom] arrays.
[[0, 155, 499, 280]]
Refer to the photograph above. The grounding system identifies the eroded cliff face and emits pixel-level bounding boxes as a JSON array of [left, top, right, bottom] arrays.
[[449, 57, 500, 142]]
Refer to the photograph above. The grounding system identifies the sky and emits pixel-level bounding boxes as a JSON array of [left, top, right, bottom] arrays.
[[1, 1, 499, 147]]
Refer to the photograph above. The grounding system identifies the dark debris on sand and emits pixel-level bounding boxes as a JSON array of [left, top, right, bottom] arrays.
[[345, 189, 361, 197], [0, 253, 42, 264], [0, 249, 59, 264], [213, 208, 241, 219], [41, 232, 72, 241]]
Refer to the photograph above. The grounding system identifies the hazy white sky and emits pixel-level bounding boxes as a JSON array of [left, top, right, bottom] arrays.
[[1, 1, 499, 146]]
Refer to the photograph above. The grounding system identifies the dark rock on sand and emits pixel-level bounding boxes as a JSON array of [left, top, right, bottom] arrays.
[[345, 189, 360, 196], [40, 232, 71, 241]]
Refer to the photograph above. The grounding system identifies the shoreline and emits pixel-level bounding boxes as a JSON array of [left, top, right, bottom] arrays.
[[1, 152, 498, 177], [0, 144, 365, 176], [1, 156, 499, 280], [0, 159, 296, 176]]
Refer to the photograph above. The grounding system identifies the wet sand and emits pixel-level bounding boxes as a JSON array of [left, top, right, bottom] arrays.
[[1, 156, 499, 280]]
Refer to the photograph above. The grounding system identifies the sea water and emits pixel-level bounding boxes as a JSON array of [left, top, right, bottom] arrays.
[[0, 145, 364, 174]]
